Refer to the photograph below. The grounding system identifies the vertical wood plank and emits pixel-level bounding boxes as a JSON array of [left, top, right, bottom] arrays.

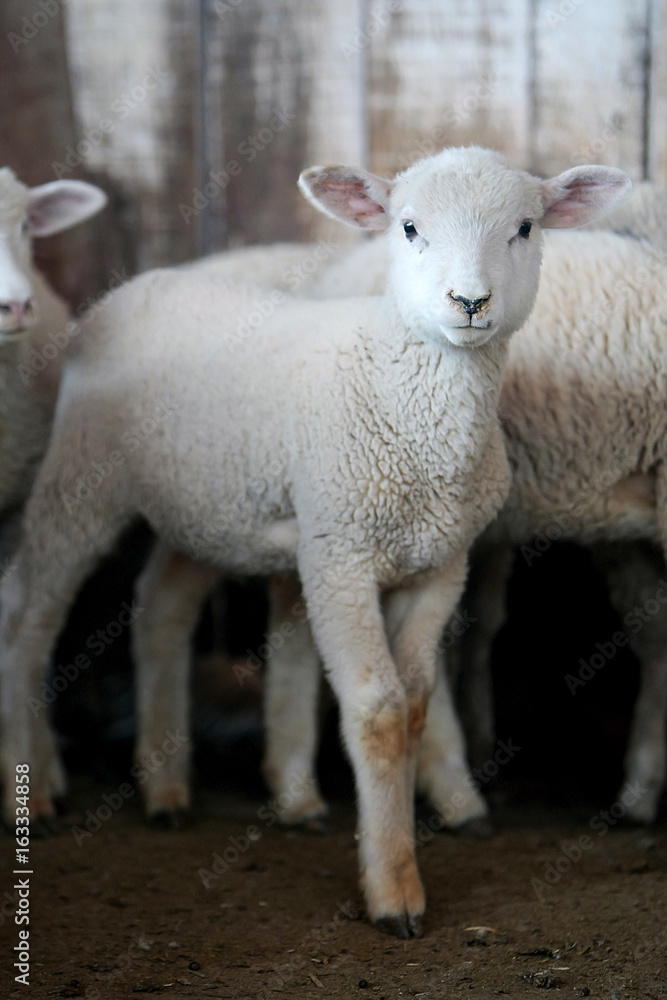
[[65, 0, 200, 270], [203, 0, 365, 249], [648, 0, 667, 182], [0, 0, 125, 307], [532, 0, 650, 179], [367, 0, 533, 177]]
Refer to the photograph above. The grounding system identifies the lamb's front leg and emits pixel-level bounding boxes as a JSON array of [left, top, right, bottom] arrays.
[[299, 559, 422, 938]]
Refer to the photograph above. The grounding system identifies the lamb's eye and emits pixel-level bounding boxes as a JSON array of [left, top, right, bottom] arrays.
[[20, 220, 28, 235], [403, 220, 418, 241], [518, 219, 532, 238]]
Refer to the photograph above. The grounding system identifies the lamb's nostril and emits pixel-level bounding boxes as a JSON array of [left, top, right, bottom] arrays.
[[0, 301, 32, 325], [449, 291, 492, 316]]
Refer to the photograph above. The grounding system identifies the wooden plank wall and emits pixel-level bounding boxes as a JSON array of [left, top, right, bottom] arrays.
[[0, 0, 665, 294]]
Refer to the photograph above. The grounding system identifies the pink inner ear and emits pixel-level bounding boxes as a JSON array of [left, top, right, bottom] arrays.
[[347, 195, 385, 221], [541, 169, 631, 229], [312, 176, 386, 225]]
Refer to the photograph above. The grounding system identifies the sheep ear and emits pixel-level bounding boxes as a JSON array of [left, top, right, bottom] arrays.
[[27, 180, 108, 237], [540, 166, 632, 229], [298, 165, 393, 230]]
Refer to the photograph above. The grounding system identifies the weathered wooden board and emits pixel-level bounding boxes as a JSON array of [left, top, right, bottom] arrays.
[[203, 0, 366, 250], [531, 0, 650, 179], [0, 0, 122, 307], [3, 0, 667, 280], [64, 0, 200, 270], [648, 0, 667, 184], [367, 0, 533, 177]]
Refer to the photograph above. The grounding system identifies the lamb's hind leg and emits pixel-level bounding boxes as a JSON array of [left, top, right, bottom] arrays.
[[261, 573, 328, 830], [384, 553, 487, 835], [133, 541, 218, 825], [0, 473, 131, 823], [414, 543, 513, 834]]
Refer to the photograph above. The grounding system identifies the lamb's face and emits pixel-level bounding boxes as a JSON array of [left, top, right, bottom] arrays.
[[0, 169, 35, 339], [0, 171, 107, 341], [299, 147, 631, 352], [386, 149, 545, 350]]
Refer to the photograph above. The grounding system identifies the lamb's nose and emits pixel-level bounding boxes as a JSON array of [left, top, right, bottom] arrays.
[[449, 291, 491, 315], [0, 300, 33, 327]]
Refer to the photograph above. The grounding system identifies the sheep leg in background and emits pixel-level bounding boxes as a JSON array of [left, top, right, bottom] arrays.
[[0, 438, 132, 822], [261, 573, 328, 830], [417, 664, 491, 835], [591, 539, 667, 823], [133, 542, 218, 825], [383, 552, 470, 827], [450, 542, 514, 770]]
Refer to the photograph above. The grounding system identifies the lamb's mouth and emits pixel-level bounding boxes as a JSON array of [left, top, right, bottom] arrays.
[[443, 322, 498, 348], [0, 326, 29, 342]]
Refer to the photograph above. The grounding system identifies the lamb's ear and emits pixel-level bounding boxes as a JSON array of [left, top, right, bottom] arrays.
[[27, 180, 108, 237], [298, 165, 393, 230], [540, 166, 632, 229]]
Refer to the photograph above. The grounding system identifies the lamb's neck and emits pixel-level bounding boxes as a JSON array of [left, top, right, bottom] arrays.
[[365, 299, 510, 455]]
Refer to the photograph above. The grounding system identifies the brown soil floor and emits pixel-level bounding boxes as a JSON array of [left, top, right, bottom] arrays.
[[1, 778, 666, 999]]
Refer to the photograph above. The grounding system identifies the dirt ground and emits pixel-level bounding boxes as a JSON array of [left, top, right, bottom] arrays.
[[1, 776, 665, 1000]]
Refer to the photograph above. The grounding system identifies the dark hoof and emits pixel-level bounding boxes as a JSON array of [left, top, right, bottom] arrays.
[[450, 816, 495, 839], [285, 814, 330, 836], [375, 913, 423, 939], [147, 807, 190, 831], [29, 815, 61, 838]]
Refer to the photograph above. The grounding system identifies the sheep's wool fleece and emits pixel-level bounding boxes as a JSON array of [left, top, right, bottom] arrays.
[[63, 268, 510, 595]]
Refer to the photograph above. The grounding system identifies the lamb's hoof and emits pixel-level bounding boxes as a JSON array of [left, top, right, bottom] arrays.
[[28, 814, 61, 838], [287, 815, 330, 836], [375, 913, 423, 939], [147, 807, 190, 831], [450, 816, 495, 839]]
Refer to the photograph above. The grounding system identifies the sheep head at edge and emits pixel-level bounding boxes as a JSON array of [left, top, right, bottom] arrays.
[[0, 168, 107, 340]]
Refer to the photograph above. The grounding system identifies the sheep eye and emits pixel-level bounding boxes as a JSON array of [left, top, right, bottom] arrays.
[[403, 220, 418, 241], [20, 220, 28, 235], [518, 220, 532, 238]]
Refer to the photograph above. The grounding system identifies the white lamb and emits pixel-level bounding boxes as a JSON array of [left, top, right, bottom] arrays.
[[260, 183, 667, 830], [0, 147, 626, 936], [134, 184, 667, 837], [0, 168, 107, 542]]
